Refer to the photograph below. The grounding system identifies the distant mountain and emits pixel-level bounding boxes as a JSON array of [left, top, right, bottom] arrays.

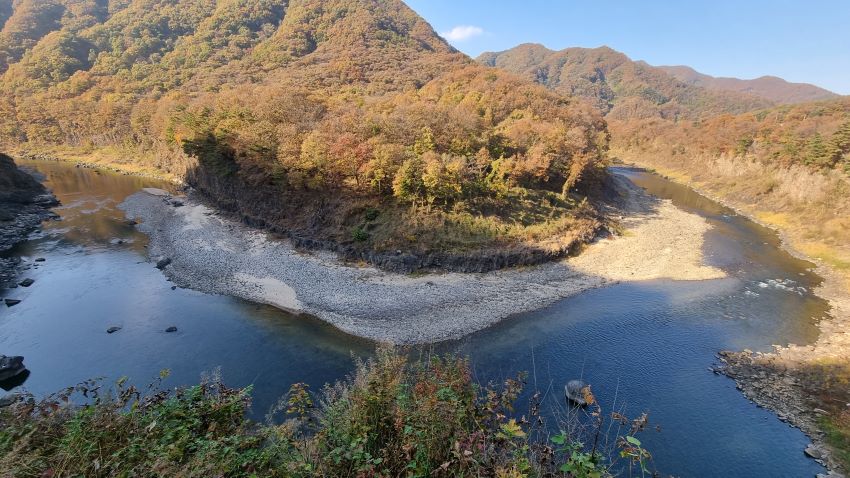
[[477, 43, 773, 120], [0, 0, 609, 269], [656, 65, 838, 104]]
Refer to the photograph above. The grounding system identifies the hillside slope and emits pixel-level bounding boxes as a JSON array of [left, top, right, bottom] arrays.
[[477, 43, 773, 120], [657, 65, 838, 104], [0, 0, 609, 271]]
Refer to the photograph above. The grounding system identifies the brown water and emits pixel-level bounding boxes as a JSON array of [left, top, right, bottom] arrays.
[[0, 162, 829, 477]]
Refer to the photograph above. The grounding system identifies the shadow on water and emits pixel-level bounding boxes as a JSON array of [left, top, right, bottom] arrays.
[[0, 161, 830, 477]]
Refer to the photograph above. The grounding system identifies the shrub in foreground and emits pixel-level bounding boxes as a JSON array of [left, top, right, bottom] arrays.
[[0, 349, 653, 477]]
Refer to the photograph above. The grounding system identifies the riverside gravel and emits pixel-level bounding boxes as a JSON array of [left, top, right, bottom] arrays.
[[120, 174, 724, 343]]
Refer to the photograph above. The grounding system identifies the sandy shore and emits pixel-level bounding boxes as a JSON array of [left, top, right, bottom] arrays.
[[120, 173, 724, 343]]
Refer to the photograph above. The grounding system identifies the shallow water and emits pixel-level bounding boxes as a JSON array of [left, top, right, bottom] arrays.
[[0, 162, 829, 476]]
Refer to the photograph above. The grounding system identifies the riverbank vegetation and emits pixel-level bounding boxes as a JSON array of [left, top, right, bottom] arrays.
[[822, 412, 850, 471], [0, 349, 653, 477], [476, 41, 850, 281], [610, 98, 850, 284], [805, 360, 850, 471]]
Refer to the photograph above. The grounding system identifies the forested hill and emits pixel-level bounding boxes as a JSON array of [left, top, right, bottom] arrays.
[[656, 65, 838, 105], [479, 42, 849, 180], [477, 43, 773, 120], [0, 0, 610, 271], [479, 42, 850, 282]]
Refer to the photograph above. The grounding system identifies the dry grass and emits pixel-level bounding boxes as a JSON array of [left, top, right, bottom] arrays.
[[822, 411, 850, 471], [368, 191, 601, 255], [615, 147, 850, 287]]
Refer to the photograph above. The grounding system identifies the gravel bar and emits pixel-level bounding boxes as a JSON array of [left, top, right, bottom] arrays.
[[120, 174, 723, 343]]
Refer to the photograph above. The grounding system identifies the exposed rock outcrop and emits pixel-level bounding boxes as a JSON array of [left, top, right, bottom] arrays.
[[0, 153, 58, 287]]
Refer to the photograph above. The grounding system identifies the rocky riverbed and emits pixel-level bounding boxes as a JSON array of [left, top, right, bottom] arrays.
[[120, 172, 724, 343], [719, 264, 850, 477], [0, 154, 58, 288]]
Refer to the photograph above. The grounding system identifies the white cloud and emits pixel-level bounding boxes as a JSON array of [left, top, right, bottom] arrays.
[[440, 25, 484, 42]]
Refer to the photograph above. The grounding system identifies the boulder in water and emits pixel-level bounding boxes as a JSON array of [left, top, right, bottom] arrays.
[[0, 394, 21, 408], [19, 278, 34, 287], [804, 444, 823, 460], [0, 355, 26, 382], [106, 326, 121, 334], [565, 379, 591, 406], [155, 258, 172, 270], [4, 299, 21, 307], [0, 369, 29, 391], [165, 326, 177, 333]]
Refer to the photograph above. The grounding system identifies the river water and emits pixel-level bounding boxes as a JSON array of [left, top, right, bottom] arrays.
[[0, 161, 830, 476]]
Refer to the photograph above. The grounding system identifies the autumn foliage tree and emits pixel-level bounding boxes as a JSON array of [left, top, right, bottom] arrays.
[[0, 0, 610, 261]]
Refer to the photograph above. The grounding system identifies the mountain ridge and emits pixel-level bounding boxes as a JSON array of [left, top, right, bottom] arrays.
[[476, 43, 774, 120], [656, 64, 838, 104]]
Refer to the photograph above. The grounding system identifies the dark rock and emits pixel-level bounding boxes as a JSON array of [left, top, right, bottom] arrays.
[[165, 326, 178, 333], [126, 219, 138, 226], [565, 379, 590, 406], [170, 286, 177, 290], [4, 299, 21, 307], [155, 258, 172, 269], [35, 258, 45, 262], [106, 326, 121, 334], [0, 368, 29, 391], [0, 355, 26, 382], [19, 278, 34, 287], [0, 156, 58, 285]]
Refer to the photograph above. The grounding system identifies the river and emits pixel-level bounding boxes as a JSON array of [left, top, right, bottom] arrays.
[[0, 161, 829, 476]]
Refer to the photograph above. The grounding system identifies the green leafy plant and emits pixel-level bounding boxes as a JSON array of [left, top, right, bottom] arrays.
[[364, 207, 380, 221], [0, 348, 655, 477], [351, 226, 369, 242]]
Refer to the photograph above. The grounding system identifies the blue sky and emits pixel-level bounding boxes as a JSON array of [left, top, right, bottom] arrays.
[[405, 0, 850, 94]]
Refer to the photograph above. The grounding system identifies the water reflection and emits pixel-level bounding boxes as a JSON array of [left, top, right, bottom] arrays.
[[21, 163, 179, 253]]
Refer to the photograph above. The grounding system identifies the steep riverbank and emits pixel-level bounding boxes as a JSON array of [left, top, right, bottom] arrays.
[[0, 154, 58, 288], [120, 172, 724, 343]]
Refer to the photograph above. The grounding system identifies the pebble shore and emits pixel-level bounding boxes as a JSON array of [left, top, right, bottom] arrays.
[[120, 173, 724, 343]]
